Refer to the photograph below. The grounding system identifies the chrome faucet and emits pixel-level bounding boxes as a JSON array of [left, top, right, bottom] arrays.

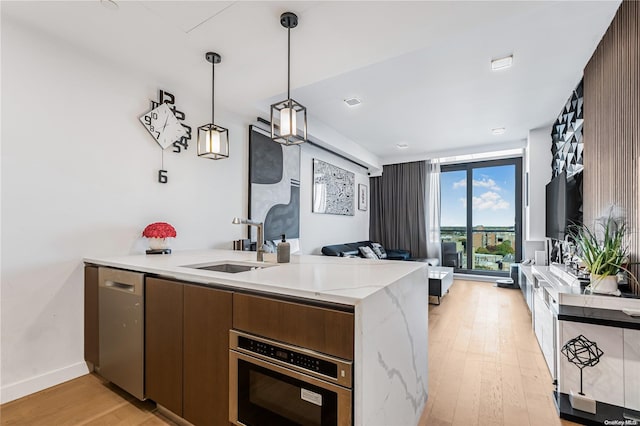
[[232, 217, 265, 262]]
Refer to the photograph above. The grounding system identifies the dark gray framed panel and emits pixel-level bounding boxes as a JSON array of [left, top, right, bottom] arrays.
[[248, 125, 300, 242]]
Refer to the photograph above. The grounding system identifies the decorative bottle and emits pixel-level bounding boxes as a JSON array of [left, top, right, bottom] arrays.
[[277, 234, 290, 263]]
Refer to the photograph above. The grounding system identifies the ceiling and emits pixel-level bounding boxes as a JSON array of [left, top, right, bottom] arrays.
[[2, 1, 620, 163]]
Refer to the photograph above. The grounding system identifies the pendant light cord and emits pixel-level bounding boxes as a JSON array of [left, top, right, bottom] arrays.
[[211, 59, 215, 123], [287, 26, 291, 99]]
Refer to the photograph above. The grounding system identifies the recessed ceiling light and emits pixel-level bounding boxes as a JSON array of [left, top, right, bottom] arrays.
[[100, 0, 119, 10], [491, 55, 513, 71], [491, 127, 506, 135], [344, 97, 362, 107], [396, 143, 409, 149]]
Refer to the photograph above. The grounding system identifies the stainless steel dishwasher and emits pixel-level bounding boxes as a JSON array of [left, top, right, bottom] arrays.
[[98, 267, 145, 400]]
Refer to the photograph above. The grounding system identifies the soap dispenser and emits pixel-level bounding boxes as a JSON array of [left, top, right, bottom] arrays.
[[277, 234, 290, 263]]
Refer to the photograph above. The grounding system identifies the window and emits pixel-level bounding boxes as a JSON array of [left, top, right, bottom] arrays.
[[440, 158, 522, 275]]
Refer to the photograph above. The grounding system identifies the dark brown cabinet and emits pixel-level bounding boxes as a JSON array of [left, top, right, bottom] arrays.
[[233, 293, 354, 360], [145, 277, 184, 416], [84, 265, 99, 367], [183, 284, 233, 426], [145, 278, 232, 425]]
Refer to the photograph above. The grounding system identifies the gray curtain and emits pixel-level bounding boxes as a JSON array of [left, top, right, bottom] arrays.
[[369, 161, 427, 258]]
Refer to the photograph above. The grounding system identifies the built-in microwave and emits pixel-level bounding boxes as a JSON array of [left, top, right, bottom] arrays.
[[229, 330, 353, 426]]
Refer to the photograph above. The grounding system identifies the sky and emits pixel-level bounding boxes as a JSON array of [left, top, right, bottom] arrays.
[[440, 165, 516, 227]]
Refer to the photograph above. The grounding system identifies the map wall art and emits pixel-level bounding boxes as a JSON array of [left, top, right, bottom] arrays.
[[312, 158, 354, 216]]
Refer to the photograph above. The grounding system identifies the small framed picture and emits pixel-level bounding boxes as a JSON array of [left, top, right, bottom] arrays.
[[358, 184, 368, 211]]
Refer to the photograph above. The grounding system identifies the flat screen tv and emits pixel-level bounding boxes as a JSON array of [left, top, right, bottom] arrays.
[[545, 171, 582, 240]]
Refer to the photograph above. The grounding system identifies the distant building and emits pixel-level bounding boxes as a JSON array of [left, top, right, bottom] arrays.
[[441, 226, 515, 271]]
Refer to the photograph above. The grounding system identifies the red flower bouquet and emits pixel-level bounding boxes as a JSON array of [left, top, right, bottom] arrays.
[[142, 222, 177, 239], [142, 222, 176, 254]]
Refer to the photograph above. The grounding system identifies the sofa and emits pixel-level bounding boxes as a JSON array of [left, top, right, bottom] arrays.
[[321, 240, 411, 260], [321, 240, 439, 265]]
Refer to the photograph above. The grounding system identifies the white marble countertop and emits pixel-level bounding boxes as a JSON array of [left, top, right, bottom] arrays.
[[84, 249, 427, 306]]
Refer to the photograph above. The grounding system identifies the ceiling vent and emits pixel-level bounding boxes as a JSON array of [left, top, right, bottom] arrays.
[[100, 0, 119, 10], [344, 97, 362, 107], [491, 55, 513, 71]]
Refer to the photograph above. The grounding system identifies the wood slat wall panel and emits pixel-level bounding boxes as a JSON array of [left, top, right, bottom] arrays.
[[584, 0, 640, 294]]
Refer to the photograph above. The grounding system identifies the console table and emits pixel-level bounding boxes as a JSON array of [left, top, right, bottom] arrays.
[[532, 265, 640, 425], [429, 266, 454, 305]]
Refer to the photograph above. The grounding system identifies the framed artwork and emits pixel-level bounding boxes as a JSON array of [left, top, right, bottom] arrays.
[[249, 126, 300, 241], [358, 184, 368, 211], [312, 159, 354, 216]]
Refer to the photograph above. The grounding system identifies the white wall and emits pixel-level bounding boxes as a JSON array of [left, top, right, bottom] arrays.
[[524, 125, 552, 257], [0, 17, 372, 402], [383, 139, 527, 166], [299, 143, 370, 254], [306, 115, 382, 174], [0, 17, 249, 403]]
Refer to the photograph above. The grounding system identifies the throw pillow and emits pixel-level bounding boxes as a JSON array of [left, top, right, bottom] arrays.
[[371, 243, 387, 259], [340, 250, 360, 258], [263, 240, 276, 253], [359, 246, 379, 259]]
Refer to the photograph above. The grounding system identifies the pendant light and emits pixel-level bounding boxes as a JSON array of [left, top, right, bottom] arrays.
[[271, 12, 307, 145], [198, 52, 229, 159]]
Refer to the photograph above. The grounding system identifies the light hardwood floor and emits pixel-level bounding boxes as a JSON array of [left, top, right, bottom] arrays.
[[419, 279, 580, 426], [0, 374, 176, 426], [1, 279, 580, 425]]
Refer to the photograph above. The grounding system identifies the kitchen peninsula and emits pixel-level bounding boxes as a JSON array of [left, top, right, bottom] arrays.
[[84, 250, 428, 426]]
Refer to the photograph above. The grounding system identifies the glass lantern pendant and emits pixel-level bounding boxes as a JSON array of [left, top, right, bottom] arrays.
[[198, 52, 229, 159], [271, 12, 307, 145]]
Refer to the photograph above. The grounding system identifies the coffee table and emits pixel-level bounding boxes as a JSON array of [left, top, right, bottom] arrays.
[[429, 266, 454, 305]]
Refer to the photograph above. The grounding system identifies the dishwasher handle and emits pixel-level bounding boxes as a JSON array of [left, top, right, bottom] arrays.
[[98, 267, 144, 296], [103, 280, 136, 292]]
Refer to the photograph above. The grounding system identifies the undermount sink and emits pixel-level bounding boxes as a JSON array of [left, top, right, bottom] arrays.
[[182, 261, 276, 274], [196, 263, 261, 273]]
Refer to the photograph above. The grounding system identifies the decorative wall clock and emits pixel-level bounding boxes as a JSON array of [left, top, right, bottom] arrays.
[[149, 90, 192, 154], [139, 89, 192, 184], [140, 103, 187, 149]]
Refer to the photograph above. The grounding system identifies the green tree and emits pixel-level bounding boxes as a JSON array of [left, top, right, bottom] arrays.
[[496, 241, 514, 255], [476, 247, 489, 254]]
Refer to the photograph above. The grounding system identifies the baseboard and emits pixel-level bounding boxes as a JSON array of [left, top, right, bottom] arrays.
[[1, 361, 89, 404], [157, 405, 195, 426], [453, 273, 504, 282]]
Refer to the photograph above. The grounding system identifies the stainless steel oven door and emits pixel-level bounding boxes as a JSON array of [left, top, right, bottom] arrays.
[[230, 350, 352, 426]]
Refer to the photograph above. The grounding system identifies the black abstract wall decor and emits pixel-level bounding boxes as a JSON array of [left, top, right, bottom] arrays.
[[551, 79, 584, 179], [561, 334, 604, 395], [312, 159, 354, 216], [249, 126, 300, 242]]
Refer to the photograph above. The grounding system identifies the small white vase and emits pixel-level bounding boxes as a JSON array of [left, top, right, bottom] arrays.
[[589, 274, 618, 294], [148, 237, 170, 250]]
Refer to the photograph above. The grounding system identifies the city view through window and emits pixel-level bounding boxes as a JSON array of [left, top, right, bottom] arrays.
[[440, 162, 519, 273]]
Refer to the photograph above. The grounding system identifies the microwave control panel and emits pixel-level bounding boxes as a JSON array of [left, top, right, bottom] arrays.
[[238, 335, 338, 379]]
